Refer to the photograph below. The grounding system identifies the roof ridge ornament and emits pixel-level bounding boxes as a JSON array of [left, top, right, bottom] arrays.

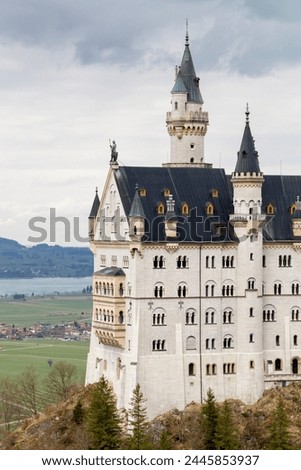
[[246, 103, 250, 124], [185, 19, 189, 46]]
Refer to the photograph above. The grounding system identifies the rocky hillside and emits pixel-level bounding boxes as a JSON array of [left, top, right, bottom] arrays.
[[2, 382, 301, 450]]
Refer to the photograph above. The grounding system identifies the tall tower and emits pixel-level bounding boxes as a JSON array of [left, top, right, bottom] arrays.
[[229, 107, 266, 403], [165, 27, 210, 167]]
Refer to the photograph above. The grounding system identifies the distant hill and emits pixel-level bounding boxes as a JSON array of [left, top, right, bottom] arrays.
[[0, 237, 93, 279]]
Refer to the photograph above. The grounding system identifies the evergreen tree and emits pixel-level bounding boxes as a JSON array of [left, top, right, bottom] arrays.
[[214, 400, 238, 450], [127, 384, 151, 449], [267, 396, 292, 450], [73, 399, 85, 424], [87, 376, 122, 450], [200, 388, 219, 450]]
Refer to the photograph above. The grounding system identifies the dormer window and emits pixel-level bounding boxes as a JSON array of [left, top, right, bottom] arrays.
[[266, 203, 275, 215], [157, 202, 165, 215], [163, 188, 171, 197], [181, 202, 189, 215], [290, 203, 296, 215], [139, 188, 147, 197], [211, 189, 219, 198], [205, 202, 214, 215]]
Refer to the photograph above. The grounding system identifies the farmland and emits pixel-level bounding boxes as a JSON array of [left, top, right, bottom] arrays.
[[0, 295, 92, 383], [0, 294, 92, 327], [0, 338, 89, 383]]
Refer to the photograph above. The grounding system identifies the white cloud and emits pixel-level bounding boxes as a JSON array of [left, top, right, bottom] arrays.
[[1, 0, 301, 245]]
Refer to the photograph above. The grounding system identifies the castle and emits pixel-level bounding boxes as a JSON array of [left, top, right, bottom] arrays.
[[85, 31, 301, 419]]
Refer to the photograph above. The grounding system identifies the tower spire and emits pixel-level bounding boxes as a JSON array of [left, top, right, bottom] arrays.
[[165, 26, 210, 167], [245, 103, 250, 124], [185, 19, 189, 46], [234, 107, 261, 174]]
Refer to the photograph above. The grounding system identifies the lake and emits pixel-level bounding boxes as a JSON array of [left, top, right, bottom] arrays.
[[0, 277, 92, 296]]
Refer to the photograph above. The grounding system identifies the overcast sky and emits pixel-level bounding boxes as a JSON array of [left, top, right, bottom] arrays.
[[1, 0, 301, 246]]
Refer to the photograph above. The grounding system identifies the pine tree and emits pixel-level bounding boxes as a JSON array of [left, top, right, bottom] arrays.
[[87, 376, 122, 449], [200, 388, 219, 450], [267, 396, 292, 450], [73, 399, 85, 424], [127, 383, 151, 449], [214, 400, 238, 450]]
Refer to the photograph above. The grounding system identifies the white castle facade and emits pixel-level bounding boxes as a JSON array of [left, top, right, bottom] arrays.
[[85, 33, 301, 419]]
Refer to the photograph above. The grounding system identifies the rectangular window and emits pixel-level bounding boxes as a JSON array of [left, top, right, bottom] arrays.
[[123, 256, 129, 268], [262, 255, 266, 267], [249, 307, 254, 317], [100, 255, 106, 266], [111, 255, 117, 267]]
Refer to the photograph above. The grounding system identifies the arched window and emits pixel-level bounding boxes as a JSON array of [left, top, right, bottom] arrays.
[[292, 282, 300, 295], [118, 311, 124, 324], [205, 282, 215, 297], [290, 203, 296, 215], [152, 308, 166, 326], [95, 282, 99, 294], [178, 283, 188, 298], [188, 363, 196, 376], [153, 255, 165, 269], [266, 203, 275, 215], [222, 282, 234, 296], [275, 358, 282, 371], [247, 278, 255, 290], [181, 203, 189, 215], [275, 335, 280, 346], [223, 335, 233, 349], [186, 336, 196, 350], [205, 309, 215, 324], [152, 339, 166, 351], [206, 203, 214, 215], [293, 335, 298, 346], [154, 283, 164, 298], [292, 358, 299, 374], [177, 255, 189, 268], [223, 309, 233, 324], [274, 282, 282, 295], [291, 308, 300, 321], [157, 202, 165, 215], [186, 309, 196, 325]]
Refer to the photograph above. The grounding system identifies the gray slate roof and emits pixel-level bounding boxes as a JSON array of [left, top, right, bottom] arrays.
[[94, 267, 125, 276], [234, 121, 261, 174], [114, 166, 301, 243], [172, 43, 204, 104]]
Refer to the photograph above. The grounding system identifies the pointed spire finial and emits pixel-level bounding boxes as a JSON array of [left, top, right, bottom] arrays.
[[95, 186, 98, 194], [185, 19, 189, 46], [245, 103, 250, 124]]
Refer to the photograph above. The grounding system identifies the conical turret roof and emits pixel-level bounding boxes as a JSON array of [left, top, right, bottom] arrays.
[[234, 107, 261, 174], [89, 188, 100, 218], [171, 32, 203, 104]]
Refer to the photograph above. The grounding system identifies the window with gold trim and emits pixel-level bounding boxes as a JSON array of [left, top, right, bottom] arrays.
[[290, 203, 296, 215], [157, 202, 165, 215], [181, 202, 189, 215], [266, 203, 275, 215], [205, 203, 214, 215], [139, 188, 147, 197]]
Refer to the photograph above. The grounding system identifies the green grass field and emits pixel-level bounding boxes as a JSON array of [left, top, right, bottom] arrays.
[[0, 295, 92, 327], [0, 295, 92, 385], [0, 338, 90, 384]]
